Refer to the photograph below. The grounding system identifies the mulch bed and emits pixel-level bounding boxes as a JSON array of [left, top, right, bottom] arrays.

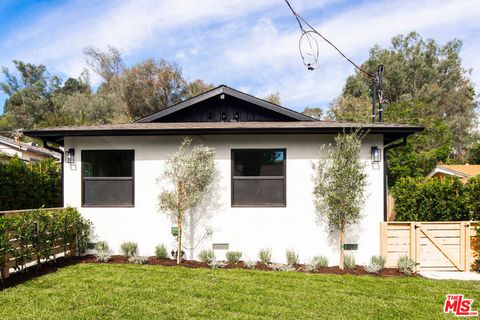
[[1, 255, 406, 291]]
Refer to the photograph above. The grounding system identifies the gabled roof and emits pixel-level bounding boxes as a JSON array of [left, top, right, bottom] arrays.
[[0, 135, 61, 159], [136, 85, 315, 122], [427, 164, 480, 179]]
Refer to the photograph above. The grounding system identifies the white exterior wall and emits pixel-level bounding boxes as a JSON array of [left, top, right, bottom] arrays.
[[64, 134, 384, 265]]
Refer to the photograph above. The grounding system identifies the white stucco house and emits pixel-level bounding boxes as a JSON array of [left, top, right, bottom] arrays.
[[24, 85, 422, 265]]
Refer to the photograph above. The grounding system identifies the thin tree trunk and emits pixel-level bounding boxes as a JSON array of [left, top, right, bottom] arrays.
[[189, 212, 195, 260], [176, 181, 183, 265], [339, 220, 345, 270]]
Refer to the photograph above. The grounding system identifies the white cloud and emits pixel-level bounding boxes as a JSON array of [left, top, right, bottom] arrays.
[[0, 0, 479, 112]]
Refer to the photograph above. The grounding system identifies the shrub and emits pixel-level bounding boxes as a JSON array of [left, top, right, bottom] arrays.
[[198, 249, 215, 263], [364, 263, 382, 274], [258, 248, 272, 264], [285, 249, 299, 265], [343, 254, 356, 269], [304, 256, 328, 272], [94, 241, 111, 262], [310, 256, 329, 269], [120, 242, 138, 258], [226, 251, 242, 263], [208, 260, 227, 269], [370, 255, 386, 268], [391, 176, 480, 221], [0, 207, 90, 277], [244, 260, 256, 269], [155, 244, 168, 259], [268, 263, 296, 272], [128, 256, 148, 264], [0, 157, 61, 211], [397, 256, 416, 275]]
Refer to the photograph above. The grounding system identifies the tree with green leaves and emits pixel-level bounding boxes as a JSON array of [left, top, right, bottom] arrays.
[[329, 32, 478, 185], [158, 137, 215, 264], [1, 61, 61, 129], [302, 107, 323, 120], [181, 79, 215, 99], [119, 59, 185, 119], [264, 92, 281, 105], [312, 130, 367, 269]]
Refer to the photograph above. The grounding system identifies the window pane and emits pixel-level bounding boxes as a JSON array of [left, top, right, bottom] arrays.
[[233, 149, 284, 176], [83, 150, 133, 177], [83, 180, 133, 206], [233, 179, 285, 205]]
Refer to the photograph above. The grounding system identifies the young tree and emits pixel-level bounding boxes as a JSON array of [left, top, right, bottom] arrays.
[[312, 130, 367, 269], [158, 137, 215, 264]]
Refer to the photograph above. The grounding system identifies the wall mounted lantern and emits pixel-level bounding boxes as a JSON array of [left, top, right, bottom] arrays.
[[371, 146, 381, 163], [65, 148, 75, 163]]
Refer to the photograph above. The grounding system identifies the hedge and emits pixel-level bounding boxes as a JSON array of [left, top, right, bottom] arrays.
[[0, 207, 91, 280], [0, 157, 61, 211], [391, 176, 480, 221]]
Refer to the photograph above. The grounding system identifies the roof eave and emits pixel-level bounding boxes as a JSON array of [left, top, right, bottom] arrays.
[[24, 125, 423, 146]]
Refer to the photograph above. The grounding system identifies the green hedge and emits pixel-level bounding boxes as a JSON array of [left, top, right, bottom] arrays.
[[0, 207, 91, 279], [392, 176, 480, 221], [0, 157, 61, 211]]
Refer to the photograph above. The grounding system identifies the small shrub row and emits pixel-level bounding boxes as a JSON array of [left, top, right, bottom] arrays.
[[0, 207, 91, 278]]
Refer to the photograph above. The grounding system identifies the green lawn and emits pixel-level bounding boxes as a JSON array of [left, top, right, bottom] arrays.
[[1, 264, 479, 319]]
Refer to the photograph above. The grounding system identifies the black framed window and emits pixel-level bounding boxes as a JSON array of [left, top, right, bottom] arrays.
[[82, 150, 134, 207], [231, 149, 286, 207]]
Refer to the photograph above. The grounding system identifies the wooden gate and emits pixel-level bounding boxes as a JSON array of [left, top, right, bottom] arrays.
[[380, 222, 478, 272]]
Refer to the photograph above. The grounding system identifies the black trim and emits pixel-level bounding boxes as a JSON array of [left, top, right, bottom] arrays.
[[25, 126, 423, 146], [81, 150, 135, 208], [231, 148, 287, 207], [383, 137, 407, 221]]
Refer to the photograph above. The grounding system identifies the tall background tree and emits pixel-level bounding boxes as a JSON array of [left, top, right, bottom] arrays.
[[0, 46, 216, 133], [328, 32, 478, 185], [158, 137, 215, 264], [313, 130, 367, 269]]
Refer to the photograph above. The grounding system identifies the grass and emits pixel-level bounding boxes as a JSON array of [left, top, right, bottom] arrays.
[[1, 264, 479, 319]]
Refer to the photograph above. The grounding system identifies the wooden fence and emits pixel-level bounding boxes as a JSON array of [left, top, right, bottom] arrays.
[[380, 221, 478, 272], [1, 207, 77, 280]]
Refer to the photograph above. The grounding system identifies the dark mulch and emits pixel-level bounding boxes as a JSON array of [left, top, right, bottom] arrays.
[[1, 255, 406, 291]]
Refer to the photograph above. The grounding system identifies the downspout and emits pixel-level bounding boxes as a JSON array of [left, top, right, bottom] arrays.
[[383, 137, 407, 221], [42, 140, 64, 207]]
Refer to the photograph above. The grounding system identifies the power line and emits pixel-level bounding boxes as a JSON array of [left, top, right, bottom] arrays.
[[284, 0, 374, 78]]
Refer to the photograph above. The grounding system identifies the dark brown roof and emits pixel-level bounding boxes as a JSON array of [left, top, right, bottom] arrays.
[[23, 121, 423, 146]]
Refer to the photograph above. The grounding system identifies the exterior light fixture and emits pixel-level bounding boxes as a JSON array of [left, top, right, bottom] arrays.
[[65, 148, 75, 163], [371, 146, 381, 163]]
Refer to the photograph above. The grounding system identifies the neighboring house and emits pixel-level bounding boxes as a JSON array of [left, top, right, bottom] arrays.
[[24, 85, 422, 264], [0, 135, 60, 162], [427, 164, 480, 182]]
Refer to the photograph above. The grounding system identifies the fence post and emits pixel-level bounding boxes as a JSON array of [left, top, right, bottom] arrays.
[[460, 222, 466, 271], [409, 222, 417, 272], [380, 222, 387, 258], [415, 223, 421, 273], [465, 223, 474, 272]]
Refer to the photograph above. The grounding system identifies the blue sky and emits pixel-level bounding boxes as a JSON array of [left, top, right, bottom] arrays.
[[0, 0, 479, 113]]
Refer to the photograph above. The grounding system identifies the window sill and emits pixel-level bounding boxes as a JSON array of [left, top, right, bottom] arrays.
[[231, 204, 286, 208], [81, 204, 135, 208]]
